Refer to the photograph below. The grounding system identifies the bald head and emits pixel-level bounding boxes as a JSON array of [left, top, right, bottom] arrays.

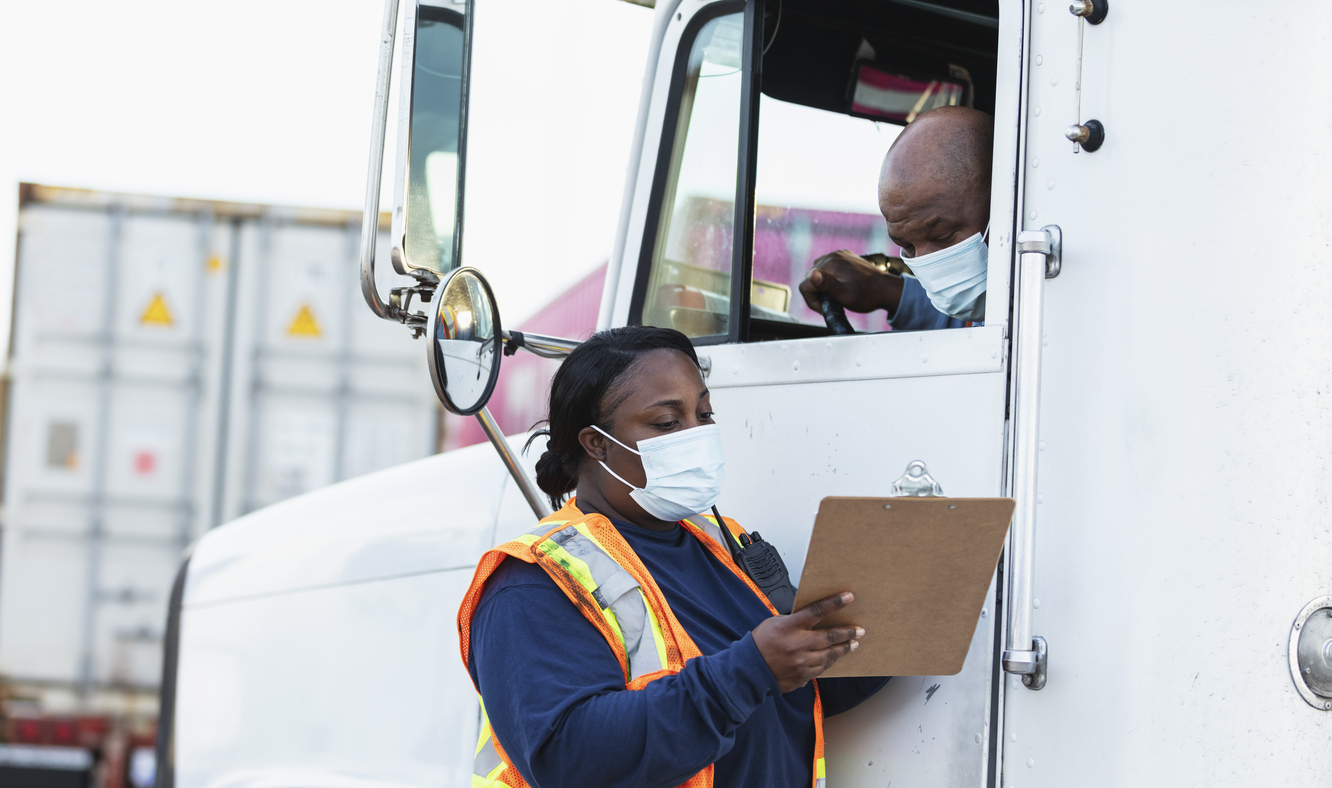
[[878, 106, 993, 257]]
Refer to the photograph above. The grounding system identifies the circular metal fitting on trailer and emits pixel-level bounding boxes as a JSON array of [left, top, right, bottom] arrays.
[[1064, 119, 1106, 152], [1289, 595, 1332, 710], [1069, 0, 1109, 24]]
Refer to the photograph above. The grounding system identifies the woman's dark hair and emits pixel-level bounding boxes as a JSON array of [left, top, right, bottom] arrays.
[[527, 326, 699, 510]]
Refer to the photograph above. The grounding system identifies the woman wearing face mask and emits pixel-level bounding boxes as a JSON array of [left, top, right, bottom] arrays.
[[458, 326, 889, 788]]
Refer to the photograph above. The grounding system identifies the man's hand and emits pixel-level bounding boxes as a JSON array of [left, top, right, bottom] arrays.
[[798, 250, 904, 315], [752, 592, 863, 693]]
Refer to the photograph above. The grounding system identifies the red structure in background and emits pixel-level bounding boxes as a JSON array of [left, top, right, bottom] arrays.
[[442, 264, 607, 452], [3, 711, 156, 788]]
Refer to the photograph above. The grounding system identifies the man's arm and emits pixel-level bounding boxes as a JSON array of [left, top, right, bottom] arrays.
[[798, 251, 905, 315], [799, 251, 967, 332]]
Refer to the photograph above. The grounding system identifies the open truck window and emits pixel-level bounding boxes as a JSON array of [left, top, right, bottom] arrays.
[[633, 0, 999, 342], [638, 7, 746, 339]]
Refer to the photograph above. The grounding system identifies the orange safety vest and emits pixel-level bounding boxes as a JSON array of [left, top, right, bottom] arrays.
[[458, 499, 827, 788]]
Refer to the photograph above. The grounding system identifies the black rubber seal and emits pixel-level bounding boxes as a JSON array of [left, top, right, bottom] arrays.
[[1086, 0, 1109, 25], [1080, 119, 1105, 152], [154, 553, 192, 788]]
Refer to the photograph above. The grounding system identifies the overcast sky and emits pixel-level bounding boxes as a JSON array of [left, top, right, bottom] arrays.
[[0, 0, 655, 353]]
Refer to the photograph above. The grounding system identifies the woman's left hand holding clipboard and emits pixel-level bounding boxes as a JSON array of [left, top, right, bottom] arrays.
[[752, 592, 864, 693]]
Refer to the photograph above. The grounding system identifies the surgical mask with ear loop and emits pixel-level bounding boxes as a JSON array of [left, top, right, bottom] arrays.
[[902, 225, 989, 321], [592, 424, 725, 522], [595, 423, 798, 614]]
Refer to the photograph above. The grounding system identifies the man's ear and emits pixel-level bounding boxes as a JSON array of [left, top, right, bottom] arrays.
[[577, 426, 608, 462]]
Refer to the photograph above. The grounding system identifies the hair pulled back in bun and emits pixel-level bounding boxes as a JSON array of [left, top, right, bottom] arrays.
[[526, 326, 699, 510]]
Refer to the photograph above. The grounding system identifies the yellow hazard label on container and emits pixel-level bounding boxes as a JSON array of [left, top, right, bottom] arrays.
[[287, 304, 322, 338], [140, 292, 175, 327]]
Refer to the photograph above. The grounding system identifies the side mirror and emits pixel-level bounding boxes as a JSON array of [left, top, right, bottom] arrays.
[[428, 267, 501, 416], [426, 267, 554, 519], [358, 0, 582, 520]]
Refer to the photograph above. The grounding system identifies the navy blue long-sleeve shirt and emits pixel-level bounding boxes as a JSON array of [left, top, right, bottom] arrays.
[[468, 515, 888, 788], [889, 276, 969, 331]]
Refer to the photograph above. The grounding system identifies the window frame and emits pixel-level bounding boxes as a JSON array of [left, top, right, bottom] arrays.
[[625, 0, 1016, 351], [627, 0, 753, 345]]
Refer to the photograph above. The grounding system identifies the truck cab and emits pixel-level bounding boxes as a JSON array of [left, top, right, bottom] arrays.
[[157, 1, 1332, 787]]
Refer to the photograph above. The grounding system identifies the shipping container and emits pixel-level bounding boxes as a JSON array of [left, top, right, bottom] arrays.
[[0, 184, 440, 707]]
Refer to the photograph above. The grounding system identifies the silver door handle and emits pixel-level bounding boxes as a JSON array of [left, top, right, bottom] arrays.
[[1001, 225, 1060, 691]]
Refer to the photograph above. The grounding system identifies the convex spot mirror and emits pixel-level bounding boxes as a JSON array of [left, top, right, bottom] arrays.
[[391, 0, 468, 276], [428, 267, 501, 415]]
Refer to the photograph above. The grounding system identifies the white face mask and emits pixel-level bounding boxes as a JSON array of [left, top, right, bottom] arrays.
[[902, 228, 989, 321], [592, 423, 725, 522]]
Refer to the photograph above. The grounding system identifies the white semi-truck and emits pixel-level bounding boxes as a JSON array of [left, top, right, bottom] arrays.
[[157, 1, 1332, 786]]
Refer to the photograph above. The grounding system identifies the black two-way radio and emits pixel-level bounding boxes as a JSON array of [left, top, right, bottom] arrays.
[[712, 506, 797, 615]]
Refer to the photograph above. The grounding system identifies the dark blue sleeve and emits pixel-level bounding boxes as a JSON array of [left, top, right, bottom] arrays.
[[817, 676, 891, 717], [785, 581, 888, 716], [469, 558, 781, 788], [888, 277, 967, 331]]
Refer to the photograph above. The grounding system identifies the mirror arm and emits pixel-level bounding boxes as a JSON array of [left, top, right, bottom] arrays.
[[476, 406, 553, 519], [360, 0, 406, 323], [502, 330, 581, 360]]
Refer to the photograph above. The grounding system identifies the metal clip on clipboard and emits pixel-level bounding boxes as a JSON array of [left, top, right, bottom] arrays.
[[890, 460, 944, 498]]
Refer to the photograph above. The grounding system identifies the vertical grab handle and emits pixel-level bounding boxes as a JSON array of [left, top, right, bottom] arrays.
[[1001, 225, 1061, 691], [360, 0, 403, 321]]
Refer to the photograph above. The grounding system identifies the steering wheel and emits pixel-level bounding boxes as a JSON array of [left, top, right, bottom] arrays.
[[818, 294, 855, 335]]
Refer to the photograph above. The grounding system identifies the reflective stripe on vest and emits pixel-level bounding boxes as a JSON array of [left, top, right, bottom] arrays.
[[459, 500, 825, 788], [472, 700, 510, 788]]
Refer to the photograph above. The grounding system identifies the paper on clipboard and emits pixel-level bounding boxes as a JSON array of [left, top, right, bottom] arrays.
[[791, 496, 1015, 677]]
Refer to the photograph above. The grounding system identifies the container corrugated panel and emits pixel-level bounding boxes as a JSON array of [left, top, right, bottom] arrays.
[[0, 185, 437, 694]]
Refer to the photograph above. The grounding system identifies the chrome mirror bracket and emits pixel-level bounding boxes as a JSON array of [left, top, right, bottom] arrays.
[[476, 407, 552, 519], [390, 274, 439, 338], [501, 330, 582, 360]]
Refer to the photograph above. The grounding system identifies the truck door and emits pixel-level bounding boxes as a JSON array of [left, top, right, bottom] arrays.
[[605, 1, 1020, 785]]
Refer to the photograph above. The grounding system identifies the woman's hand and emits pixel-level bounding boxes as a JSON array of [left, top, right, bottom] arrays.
[[752, 592, 863, 693]]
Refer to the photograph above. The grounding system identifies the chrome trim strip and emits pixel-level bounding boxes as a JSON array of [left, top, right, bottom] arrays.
[[359, 0, 403, 320]]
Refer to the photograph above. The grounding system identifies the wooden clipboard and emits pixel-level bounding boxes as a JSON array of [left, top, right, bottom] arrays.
[[790, 496, 1015, 677]]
